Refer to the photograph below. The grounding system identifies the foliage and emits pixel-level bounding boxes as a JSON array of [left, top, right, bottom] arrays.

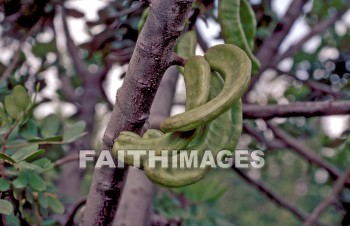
[[153, 173, 234, 226], [0, 0, 350, 225], [0, 85, 86, 225]]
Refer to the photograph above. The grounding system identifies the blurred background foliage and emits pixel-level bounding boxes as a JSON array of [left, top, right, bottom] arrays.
[[0, 0, 350, 225]]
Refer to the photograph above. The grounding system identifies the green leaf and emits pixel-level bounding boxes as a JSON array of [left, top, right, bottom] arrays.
[[12, 188, 21, 201], [12, 85, 30, 111], [20, 119, 38, 140], [24, 149, 45, 162], [40, 114, 60, 138], [42, 219, 59, 226], [32, 158, 53, 171], [38, 193, 49, 208], [28, 135, 62, 142], [32, 41, 56, 58], [5, 215, 20, 226], [17, 161, 45, 173], [4, 95, 21, 119], [48, 196, 64, 214], [0, 178, 10, 191], [0, 199, 13, 215], [0, 102, 11, 126], [285, 84, 310, 100], [28, 172, 46, 192], [25, 186, 34, 203], [0, 153, 16, 164], [11, 144, 39, 162], [63, 121, 86, 142], [12, 173, 28, 189]]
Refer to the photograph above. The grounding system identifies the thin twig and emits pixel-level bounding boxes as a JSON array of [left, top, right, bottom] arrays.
[[195, 24, 209, 52], [243, 123, 286, 150], [266, 122, 348, 187], [256, 0, 308, 71], [303, 167, 350, 226], [1, 20, 41, 82], [274, 68, 343, 97], [61, 7, 88, 75], [233, 167, 330, 226], [65, 199, 87, 226], [53, 154, 82, 168], [243, 101, 350, 119], [248, 1, 349, 94], [274, 3, 350, 64], [174, 100, 350, 119], [113, 2, 143, 18], [0, 42, 24, 82]]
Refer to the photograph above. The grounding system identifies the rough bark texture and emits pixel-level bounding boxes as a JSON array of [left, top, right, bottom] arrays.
[[113, 66, 179, 226], [80, 1, 193, 225]]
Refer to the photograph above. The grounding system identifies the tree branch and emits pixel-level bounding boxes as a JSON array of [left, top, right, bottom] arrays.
[[61, 7, 88, 75], [255, 0, 308, 71], [274, 68, 343, 97], [266, 122, 348, 187], [243, 101, 350, 119], [303, 167, 350, 226], [81, 1, 194, 225], [65, 199, 87, 226], [273, 4, 350, 64], [113, 66, 179, 226], [1, 20, 41, 82], [1, 41, 24, 82], [53, 154, 81, 168], [243, 123, 286, 150], [233, 167, 330, 226], [195, 23, 209, 52], [248, 1, 350, 94]]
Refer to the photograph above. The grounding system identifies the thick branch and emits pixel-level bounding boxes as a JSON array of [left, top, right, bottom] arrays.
[[81, 1, 194, 225], [233, 167, 329, 226], [113, 66, 179, 226], [303, 167, 350, 226], [266, 122, 347, 186], [243, 101, 350, 119]]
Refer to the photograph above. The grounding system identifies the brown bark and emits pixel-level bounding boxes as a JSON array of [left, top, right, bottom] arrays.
[[243, 101, 350, 119], [80, 1, 194, 225], [113, 66, 179, 226]]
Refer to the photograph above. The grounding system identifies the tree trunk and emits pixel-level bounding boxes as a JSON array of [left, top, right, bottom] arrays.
[[113, 66, 179, 226], [80, 1, 193, 225]]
